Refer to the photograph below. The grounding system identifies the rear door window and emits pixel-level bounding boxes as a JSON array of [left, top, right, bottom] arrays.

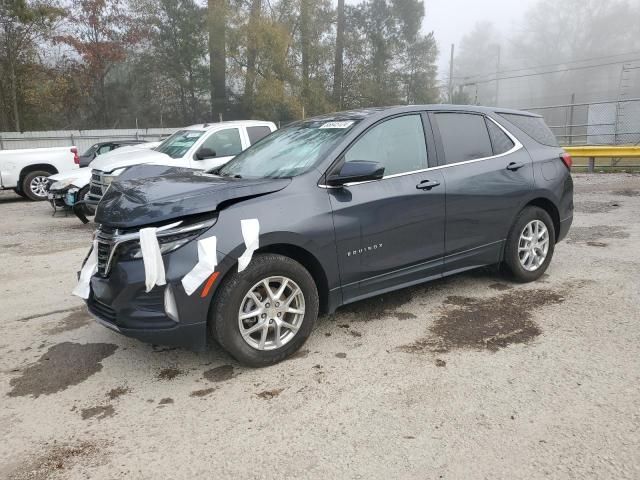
[[247, 126, 272, 145], [434, 113, 493, 164], [97, 144, 113, 155], [499, 113, 559, 147], [344, 114, 428, 176], [486, 119, 515, 155]]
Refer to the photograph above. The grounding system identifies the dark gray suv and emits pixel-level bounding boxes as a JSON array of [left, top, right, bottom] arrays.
[[82, 105, 573, 366]]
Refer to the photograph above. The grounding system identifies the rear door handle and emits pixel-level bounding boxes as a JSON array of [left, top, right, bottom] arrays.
[[416, 179, 441, 191], [506, 161, 525, 171]]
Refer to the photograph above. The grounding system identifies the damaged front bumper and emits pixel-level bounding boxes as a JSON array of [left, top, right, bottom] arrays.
[[85, 219, 232, 350]]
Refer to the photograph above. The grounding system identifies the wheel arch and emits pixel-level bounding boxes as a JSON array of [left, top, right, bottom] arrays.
[[256, 243, 330, 315], [19, 163, 59, 181], [525, 197, 560, 242]]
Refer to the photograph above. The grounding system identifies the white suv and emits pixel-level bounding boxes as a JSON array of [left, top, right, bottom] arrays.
[[85, 120, 276, 211]]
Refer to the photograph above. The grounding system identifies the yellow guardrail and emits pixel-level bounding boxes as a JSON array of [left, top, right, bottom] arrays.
[[563, 145, 640, 158]]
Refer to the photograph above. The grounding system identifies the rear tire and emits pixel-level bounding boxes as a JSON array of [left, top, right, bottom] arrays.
[[21, 170, 52, 201], [13, 187, 28, 199], [211, 253, 319, 367], [503, 206, 555, 282]]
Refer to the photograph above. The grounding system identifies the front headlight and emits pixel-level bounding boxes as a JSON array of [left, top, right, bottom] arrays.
[[103, 167, 127, 186], [117, 216, 218, 261], [50, 178, 78, 191]]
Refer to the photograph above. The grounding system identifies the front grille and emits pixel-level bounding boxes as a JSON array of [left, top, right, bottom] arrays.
[[88, 297, 117, 323], [89, 170, 107, 203], [96, 241, 112, 276]]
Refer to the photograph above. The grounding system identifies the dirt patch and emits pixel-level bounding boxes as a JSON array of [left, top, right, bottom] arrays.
[[6, 441, 102, 480], [190, 387, 217, 397], [489, 283, 512, 291], [398, 289, 565, 354], [612, 189, 639, 197], [45, 308, 90, 335], [435, 359, 446, 367], [203, 365, 234, 383], [8, 342, 118, 398], [586, 241, 608, 248], [158, 398, 174, 405], [289, 349, 309, 360], [335, 352, 347, 359], [15, 307, 82, 323], [106, 386, 129, 400], [567, 225, 629, 244], [157, 367, 183, 380], [338, 288, 417, 321], [349, 330, 362, 337], [81, 405, 115, 420], [256, 388, 284, 400], [574, 201, 621, 214]]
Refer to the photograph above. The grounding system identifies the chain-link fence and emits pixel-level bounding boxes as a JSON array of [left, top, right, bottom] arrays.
[[0, 128, 178, 152], [525, 98, 640, 146]]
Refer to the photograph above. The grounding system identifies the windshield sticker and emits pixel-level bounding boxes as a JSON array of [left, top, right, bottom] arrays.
[[319, 121, 354, 129]]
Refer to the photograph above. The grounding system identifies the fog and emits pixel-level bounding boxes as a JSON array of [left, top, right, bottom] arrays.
[[422, 0, 538, 74], [1, 0, 639, 132]]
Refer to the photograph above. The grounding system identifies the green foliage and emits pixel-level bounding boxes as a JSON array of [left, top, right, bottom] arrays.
[[1, 0, 441, 130]]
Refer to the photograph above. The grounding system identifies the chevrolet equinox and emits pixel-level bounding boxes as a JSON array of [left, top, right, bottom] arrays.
[[81, 105, 573, 366]]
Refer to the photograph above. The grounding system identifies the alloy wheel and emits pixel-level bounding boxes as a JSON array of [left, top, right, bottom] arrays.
[[518, 220, 549, 271], [238, 276, 306, 351], [30, 176, 49, 198]]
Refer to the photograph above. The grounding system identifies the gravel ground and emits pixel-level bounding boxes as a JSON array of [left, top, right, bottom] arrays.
[[1, 173, 639, 479]]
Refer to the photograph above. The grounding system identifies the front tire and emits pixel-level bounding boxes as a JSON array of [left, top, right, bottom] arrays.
[[77, 185, 93, 216], [22, 170, 52, 201], [211, 253, 319, 367], [503, 206, 555, 282]]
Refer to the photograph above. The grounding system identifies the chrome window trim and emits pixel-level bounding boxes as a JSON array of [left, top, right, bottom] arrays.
[[318, 115, 522, 189]]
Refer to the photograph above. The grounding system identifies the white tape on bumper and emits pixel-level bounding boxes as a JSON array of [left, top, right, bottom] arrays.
[[140, 227, 166, 292], [72, 240, 98, 299], [238, 219, 260, 273], [181, 236, 218, 296]]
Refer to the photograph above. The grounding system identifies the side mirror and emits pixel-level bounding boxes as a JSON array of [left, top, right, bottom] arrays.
[[195, 147, 216, 160], [326, 160, 385, 186]]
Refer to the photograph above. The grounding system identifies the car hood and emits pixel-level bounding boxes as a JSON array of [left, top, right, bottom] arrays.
[[90, 148, 172, 172], [49, 168, 92, 188], [95, 165, 291, 229]]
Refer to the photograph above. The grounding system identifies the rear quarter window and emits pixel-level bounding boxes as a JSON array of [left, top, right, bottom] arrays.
[[499, 113, 559, 147], [247, 126, 273, 145]]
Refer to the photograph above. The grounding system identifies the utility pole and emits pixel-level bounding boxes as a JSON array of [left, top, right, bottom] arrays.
[[448, 44, 455, 103], [494, 45, 501, 107]]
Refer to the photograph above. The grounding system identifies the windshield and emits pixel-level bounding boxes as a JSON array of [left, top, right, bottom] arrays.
[[217, 120, 358, 179], [155, 130, 205, 159]]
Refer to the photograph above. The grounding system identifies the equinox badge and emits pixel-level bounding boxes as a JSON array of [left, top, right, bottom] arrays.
[[347, 243, 383, 257]]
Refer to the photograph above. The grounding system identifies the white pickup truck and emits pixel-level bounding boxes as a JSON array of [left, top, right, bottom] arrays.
[[0, 146, 79, 200], [84, 120, 276, 212]]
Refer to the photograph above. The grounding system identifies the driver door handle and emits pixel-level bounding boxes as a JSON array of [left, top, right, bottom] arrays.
[[416, 179, 441, 191], [506, 161, 525, 171]]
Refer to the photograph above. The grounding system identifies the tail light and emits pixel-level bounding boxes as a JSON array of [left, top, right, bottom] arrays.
[[560, 152, 572, 170], [71, 147, 80, 165]]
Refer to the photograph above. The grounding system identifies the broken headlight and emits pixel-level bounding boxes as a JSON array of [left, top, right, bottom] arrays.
[[118, 216, 218, 261]]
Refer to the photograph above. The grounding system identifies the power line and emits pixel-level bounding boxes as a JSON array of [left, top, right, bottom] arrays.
[[453, 51, 640, 82], [461, 59, 640, 86]]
